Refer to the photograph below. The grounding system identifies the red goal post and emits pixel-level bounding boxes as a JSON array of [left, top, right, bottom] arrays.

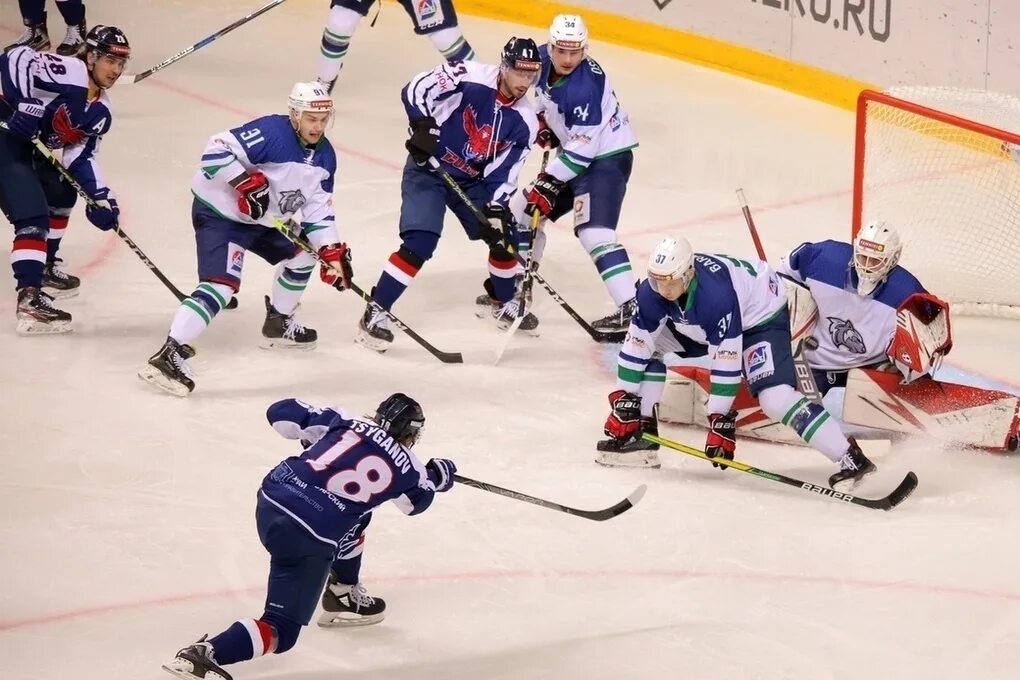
[[852, 87, 1020, 319]]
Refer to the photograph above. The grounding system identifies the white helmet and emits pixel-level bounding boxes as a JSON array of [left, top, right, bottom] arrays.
[[647, 236, 695, 295], [288, 81, 334, 119], [549, 14, 588, 52], [852, 221, 902, 296]]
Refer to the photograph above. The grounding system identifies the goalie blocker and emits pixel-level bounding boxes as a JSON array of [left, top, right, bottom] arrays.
[[661, 293, 1020, 451]]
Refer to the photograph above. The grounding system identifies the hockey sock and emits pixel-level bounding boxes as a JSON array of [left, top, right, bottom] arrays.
[[373, 249, 423, 311], [486, 251, 518, 303], [428, 27, 475, 62], [758, 384, 849, 462], [46, 212, 70, 264], [578, 227, 636, 307], [208, 618, 277, 665], [54, 0, 85, 25], [18, 0, 45, 25], [270, 259, 314, 316], [317, 5, 362, 84], [168, 281, 234, 345], [11, 222, 47, 289], [638, 359, 667, 417]]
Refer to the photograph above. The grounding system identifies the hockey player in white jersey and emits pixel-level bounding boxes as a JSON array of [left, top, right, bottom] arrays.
[[597, 236, 876, 492], [509, 14, 641, 334], [665, 222, 1020, 451], [138, 83, 353, 397]]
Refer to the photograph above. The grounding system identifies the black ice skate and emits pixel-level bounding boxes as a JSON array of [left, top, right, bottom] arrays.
[[15, 287, 72, 335], [355, 295, 394, 353], [828, 438, 877, 491], [161, 635, 233, 680], [261, 296, 317, 350], [595, 409, 661, 469], [42, 259, 81, 299], [8, 18, 50, 52], [318, 572, 386, 627], [56, 16, 86, 56], [591, 296, 637, 333], [138, 337, 195, 397], [475, 281, 538, 334]]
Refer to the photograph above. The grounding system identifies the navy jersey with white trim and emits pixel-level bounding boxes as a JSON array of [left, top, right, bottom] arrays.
[[402, 60, 538, 204], [260, 399, 438, 547], [1, 48, 115, 198]]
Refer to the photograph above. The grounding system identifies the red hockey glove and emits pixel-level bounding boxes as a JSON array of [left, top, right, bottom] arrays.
[[705, 411, 737, 470], [535, 112, 560, 150], [318, 243, 353, 291], [230, 171, 270, 220], [524, 173, 565, 217], [603, 390, 642, 441]]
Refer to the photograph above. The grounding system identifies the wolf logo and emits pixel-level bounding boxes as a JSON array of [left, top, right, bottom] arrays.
[[462, 105, 511, 163], [827, 317, 866, 354], [278, 189, 306, 215]]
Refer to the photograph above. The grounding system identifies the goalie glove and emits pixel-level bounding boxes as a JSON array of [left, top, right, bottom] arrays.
[[887, 292, 952, 383]]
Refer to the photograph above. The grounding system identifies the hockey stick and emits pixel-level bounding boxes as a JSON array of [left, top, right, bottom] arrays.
[[736, 188, 818, 400], [123, 0, 289, 84], [267, 218, 464, 364], [454, 474, 646, 521], [429, 157, 626, 344], [643, 432, 918, 511], [0, 123, 239, 307], [494, 150, 549, 363]]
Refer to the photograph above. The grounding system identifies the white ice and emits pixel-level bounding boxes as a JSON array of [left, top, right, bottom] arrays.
[[2, 2, 1020, 679]]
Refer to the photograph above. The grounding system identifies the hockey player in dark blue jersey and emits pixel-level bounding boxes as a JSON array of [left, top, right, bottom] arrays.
[[6, 0, 88, 55], [162, 393, 457, 680], [356, 36, 541, 353], [316, 0, 474, 93], [0, 24, 128, 334]]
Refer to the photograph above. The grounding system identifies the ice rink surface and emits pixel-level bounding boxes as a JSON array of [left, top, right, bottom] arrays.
[[2, 1, 1019, 678]]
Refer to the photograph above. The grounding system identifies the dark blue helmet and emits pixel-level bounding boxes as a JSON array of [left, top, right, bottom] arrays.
[[82, 25, 130, 61], [500, 37, 541, 73], [374, 393, 425, 446]]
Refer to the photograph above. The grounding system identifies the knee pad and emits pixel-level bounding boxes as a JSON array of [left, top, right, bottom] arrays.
[[259, 612, 301, 654], [399, 231, 438, 264]]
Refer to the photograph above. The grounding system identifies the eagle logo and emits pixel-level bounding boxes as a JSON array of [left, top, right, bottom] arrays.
[[46, 103, 87, 148], [278, 189, 306, 215], [462, 105, 511, 163], [827, 317, 866, 354]]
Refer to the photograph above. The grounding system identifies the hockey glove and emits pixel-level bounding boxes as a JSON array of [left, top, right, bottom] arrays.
[[426, 458, 457, 492], [524, 173, 565, 218], [230, 171, 270, 221], [481, 202, 515, 254], [85, 189, 120, 231], [705, 411, 737, 470], [5, 98, 45, 140], [318, 243, 353, 291], [604, 390, 642, 441], [406, 116, 440, 166], [535, 112, 560, 150]]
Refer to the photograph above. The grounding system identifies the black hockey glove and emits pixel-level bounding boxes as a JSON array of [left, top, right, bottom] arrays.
[[535, 112, 560, 150], [406, 116, 440, 166], [705, 410, 737, 470], [481, 202, 515, 255]]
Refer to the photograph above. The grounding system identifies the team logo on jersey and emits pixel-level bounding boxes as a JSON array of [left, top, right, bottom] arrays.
[[46, 104, 87, 148], [278, 189, 307, 215], [462, 105, 511, 163], [744, 341, 775, 384], [827, 317, 867, 354]]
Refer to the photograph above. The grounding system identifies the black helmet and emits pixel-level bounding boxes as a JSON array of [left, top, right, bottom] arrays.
[[500, 37, 541, 73], [374, 393, 425, 446], [81, 25, 131, 61]]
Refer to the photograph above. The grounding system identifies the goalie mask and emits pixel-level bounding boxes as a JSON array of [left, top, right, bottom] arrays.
[[647, 236, 695, 301], [852, 222, 902, 297]]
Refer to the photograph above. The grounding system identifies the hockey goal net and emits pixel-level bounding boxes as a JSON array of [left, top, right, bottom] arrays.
[[852, 87, 1020, 319]]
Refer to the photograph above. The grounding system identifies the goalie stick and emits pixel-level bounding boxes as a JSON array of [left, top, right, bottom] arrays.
[[0, 122, 237, 309], [431, 158, 626, 344], [268, 218, 464, 364], [643, 433, 918, 511], [454, 474, 647, 521]]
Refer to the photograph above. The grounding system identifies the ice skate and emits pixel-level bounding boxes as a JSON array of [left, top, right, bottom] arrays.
[[591, 296, 637, 333], [595, 413, 661, 469], [42, 259, 81, 299], [828, 438, 877, 491], [318, 573, 386, 627], [56, 17, 87, 56], [317, 76, 337, 95], [161, 635, 232, 680], [15, 287, 72, 335], [261, 295, 317, 350], [475, 281, 539, 335], [355, 297, 394, 353], [7, 19, 50, 52], [139, 337, 195, 397]]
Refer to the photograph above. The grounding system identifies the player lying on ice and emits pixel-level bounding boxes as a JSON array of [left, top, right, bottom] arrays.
[[660, 222, 1020, 452], [596, 235, 883, 492], [162, 393, 457, 680]]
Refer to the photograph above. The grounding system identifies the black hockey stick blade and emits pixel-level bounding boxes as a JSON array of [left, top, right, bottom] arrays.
[[645, 433, 918, 511], [454, 474, 647, 521]]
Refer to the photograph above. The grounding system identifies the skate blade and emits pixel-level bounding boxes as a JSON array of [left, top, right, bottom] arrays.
[[594, 452, 661, 469], [354, 331, 391, 354], [830, 467, 877, 493], [259, 337, 317, 351], [15, 317, 73, 335], [138, 365, 192, 397], [41, 287, 79, 300], [161, 661, 227, 680], [317, 611, 385, 628]]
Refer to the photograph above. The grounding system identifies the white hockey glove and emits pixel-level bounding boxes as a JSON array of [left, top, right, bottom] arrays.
[[886, 293, 952, 383]]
